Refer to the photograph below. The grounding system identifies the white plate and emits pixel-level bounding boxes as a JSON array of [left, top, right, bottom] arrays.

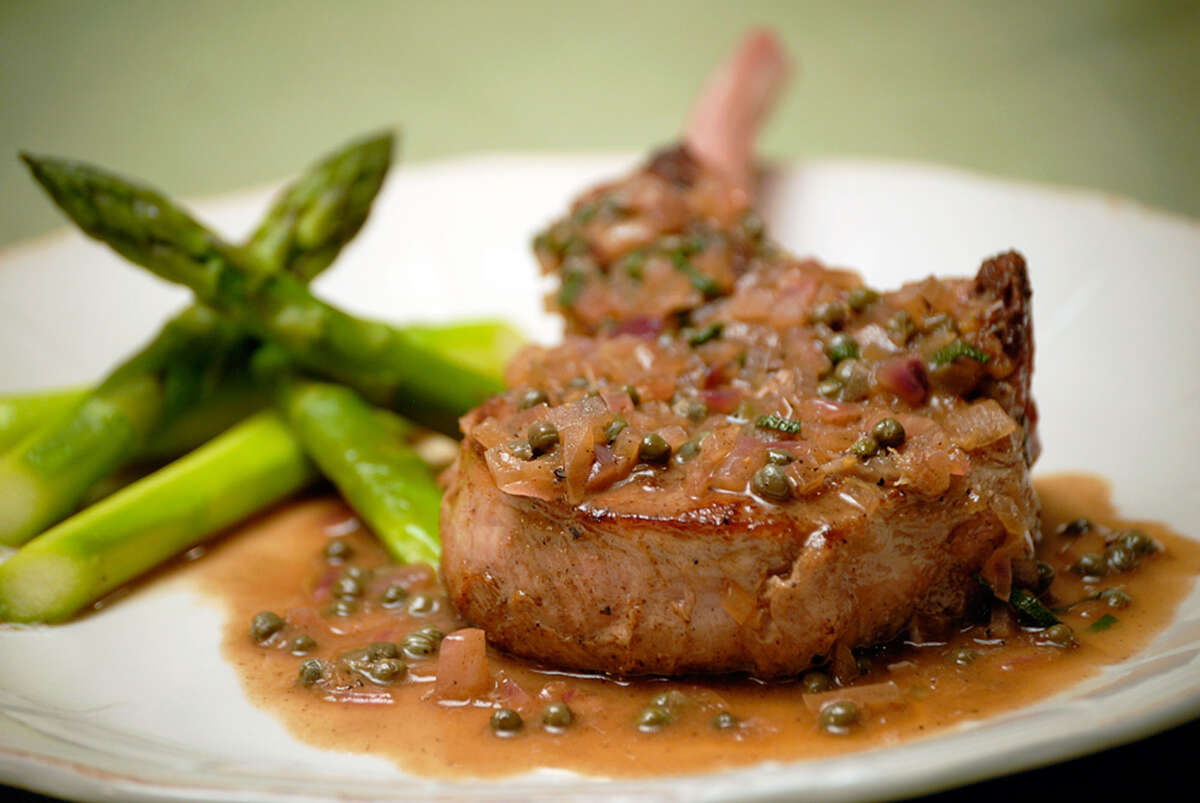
[[0, 155, 1198, 802]]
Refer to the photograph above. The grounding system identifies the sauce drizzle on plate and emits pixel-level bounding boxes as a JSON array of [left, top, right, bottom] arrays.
[[187, 473, 1198, 778]]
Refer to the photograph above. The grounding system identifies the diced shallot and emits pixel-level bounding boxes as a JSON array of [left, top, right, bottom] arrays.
[[942, 399, 1019, 450], [709, 436, 765, 492], [435, 628, 491, 701]]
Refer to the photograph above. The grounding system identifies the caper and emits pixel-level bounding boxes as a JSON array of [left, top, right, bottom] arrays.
[[802, 671, 833, 693], [886, 310, 915, 344], [1117, 529, 1156, 555], [290, 634, 317, 654], [871, 418, 906, 449], [825, 333, 860, 364], [373, 657, 406, 682], [367, 641, 399, 660], [1101, 588, 1133, 609], [685, 400, 708, 422], [1105, 544, 1139, 573], [298, 659, 325, 687], [1035, 561, 1056, 593], [711, 711, 739, 730], [950, 647, 978, 666], [332, 574, 364, 599], [323, 539, 352, 562], [851, 435, 879, 459], [817, 378, 843, 399], [810, 302, 848, 328], [621, 384, 641, 405], [542, 702, 574, 730], [329, 597, 357, 617], [767, 448, 795, 465], [650, 689, 689, 711], [752, 463, 792, 502], [604, 417, 627, 443], [250, 611, 285, 643], [638, 433, 672, 464], [676, 437, 703, 462], [408, 593, 437, 616], [738, 210, 765, 241], [819, 701, 860, 733], [490, 708, 524, 736], [834, 358, 870, 401], [1057, 518, 1092, 537], [1072, 553, 1108, 578], [848, 287, 880, 312], [622, 252, 645, 280], [833, 358, 861, 382], [636, 705, 672, 732], [1042, 623, 1076, 647], [518, 388, 549, 410], [417, 625, 445, 642], [381, 583, 409, 607], [528, 421, 559, 456], [403, 633, 436, 658]]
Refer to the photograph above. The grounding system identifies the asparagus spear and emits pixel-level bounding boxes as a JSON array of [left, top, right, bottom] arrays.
[[0, 387, 88, 453], [0, 134, 393, 547], [21, 155, 504, 435], [0, 317, 518, 464], [275, 374, 441, 565], [0, 306, 245, 546], [403, 320, 525, 379], [0, 320, 516, 623], [0, 412, 316, 623]]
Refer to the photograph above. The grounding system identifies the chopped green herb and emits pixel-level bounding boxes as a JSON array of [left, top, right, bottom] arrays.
[[932, 340, 991, 368], [848, 287, 880, 312], [686, 322, 724, 346], [621, 250, 646, 280], [558, 270, 585, 307], [755, 414, 802, 435], [1009, 589, 1060, 627], [670, 252, 721, 298], [573, 201, 600, 224], [1089, 614, 1119, 632]]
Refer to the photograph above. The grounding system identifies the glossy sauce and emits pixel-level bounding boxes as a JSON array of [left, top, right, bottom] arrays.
[[186, 474, 1199, 778]]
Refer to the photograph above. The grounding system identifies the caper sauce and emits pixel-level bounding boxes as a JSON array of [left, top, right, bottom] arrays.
[[220, 478, 1195, 778]]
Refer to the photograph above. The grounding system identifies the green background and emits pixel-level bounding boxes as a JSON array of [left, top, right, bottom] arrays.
[[2, 0, 1197, 247]]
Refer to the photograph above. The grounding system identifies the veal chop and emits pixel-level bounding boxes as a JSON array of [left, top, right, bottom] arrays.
[[440, 32, 1040, 676]]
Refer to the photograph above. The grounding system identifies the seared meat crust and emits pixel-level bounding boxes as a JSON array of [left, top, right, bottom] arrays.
[[443, 425, 1033, 676]]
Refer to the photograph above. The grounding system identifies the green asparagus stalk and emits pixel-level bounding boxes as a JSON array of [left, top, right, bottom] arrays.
[[275, 375, 441, 566], [0, 412, 316, 623], [0, 306, 245, 546], [0, 387, 88, 453], [403, 319, 525, 379], [0, 321, 517, 623], [21, 154, 503, 436], [0, 134, 393, 547]]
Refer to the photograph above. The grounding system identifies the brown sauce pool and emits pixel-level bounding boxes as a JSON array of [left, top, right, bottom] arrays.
[[182, 473, 1199, 778]]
